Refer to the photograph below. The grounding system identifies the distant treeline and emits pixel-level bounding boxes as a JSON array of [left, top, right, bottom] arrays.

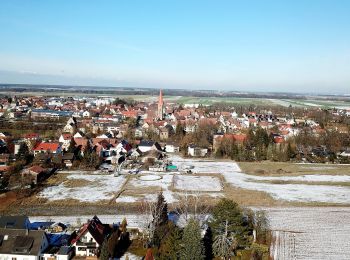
[[0, 83, 349, 101]]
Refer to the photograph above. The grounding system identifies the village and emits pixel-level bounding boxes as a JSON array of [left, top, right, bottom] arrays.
[[0, 91, 350, 259]]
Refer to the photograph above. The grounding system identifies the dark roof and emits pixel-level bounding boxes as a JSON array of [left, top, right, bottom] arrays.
[[71, 216, 106, 246], [0, 216, 29, 229], [58, 246, 73, 255], [32, 109, 73, 117], [62, 153, 74, 160], [153, 142, 162, 151], [139, 140, 154, 147], [35, 153, 52, 161], [0, 228, 46, 255], [52, 154, 63, 164], [13, 236, 34, 253]]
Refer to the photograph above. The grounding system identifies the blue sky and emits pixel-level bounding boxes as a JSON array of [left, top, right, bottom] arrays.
[[0, 0, 349, 93]]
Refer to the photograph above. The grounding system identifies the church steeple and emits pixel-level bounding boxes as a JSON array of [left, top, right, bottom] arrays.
[[157, 89, 164, 120]]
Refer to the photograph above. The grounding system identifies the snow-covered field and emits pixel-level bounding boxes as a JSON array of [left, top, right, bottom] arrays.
[[264, 207, 350, 260], [39, 156, 350, 205], [174, 175, 222, 191], [116, 172, 177, 203], [170, 155, 350, 204], [39, 171, 127, 202]]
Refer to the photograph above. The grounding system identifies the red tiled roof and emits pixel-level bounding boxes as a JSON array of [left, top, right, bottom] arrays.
[[23, 133, 39, 139], [122, 110, 137, 118], [0, 165, 9, 172], [33, 142, 60, 151], [28, 165, 45, 173], [74, 138, 88, 149]]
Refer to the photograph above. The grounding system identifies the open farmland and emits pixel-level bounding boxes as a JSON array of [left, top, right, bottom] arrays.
[[4, 88, 350, 108], [25, 155, 350, 211], [170, 155, 350, 204], [265, 207, 350, 260]]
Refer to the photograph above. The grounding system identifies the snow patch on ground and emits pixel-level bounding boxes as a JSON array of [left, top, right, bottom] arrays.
[[263, 207, 350, 260], [174, 175, 222, 191], [116, 196, 139, 203], [39, 171, 127, 202], [170, 155, 350, 204], [128, 173, 176, 203]]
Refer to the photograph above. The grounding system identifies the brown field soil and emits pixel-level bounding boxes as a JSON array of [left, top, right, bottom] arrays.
[[63, 178, 92, 188], [252, 179, 350, 186], [0, 191, 19, 211], [238, 161, 350, 176]]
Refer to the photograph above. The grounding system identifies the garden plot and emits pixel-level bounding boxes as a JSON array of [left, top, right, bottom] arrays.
[[39, 171, 127, 202], [170, 155, 350, 204], [174, 175, 222, 192]]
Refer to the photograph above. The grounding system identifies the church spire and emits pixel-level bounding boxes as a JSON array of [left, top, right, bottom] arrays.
[[157, 89, 164, 120], [158, 89, 163, 106]]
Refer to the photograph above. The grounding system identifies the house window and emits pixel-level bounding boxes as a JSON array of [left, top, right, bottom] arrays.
[[78, 247, 86, 251]]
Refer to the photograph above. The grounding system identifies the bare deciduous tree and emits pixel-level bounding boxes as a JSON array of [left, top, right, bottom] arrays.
[[174, 190, 210, 228]]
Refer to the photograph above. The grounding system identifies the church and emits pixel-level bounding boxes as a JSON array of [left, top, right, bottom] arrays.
[[157, 89, 165, 120]]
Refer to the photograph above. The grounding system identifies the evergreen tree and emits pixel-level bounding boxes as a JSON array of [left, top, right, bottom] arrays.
[[153, 192, 168, 228], [180, 218, 205, 260], [210, 199, 253, 250], [203, 227, 214, 260], [152, 192, 169, 246], [16, 142, 33, 163], [67, 138, 76, 153], [99, 238, 110, 260], [158, 222, 182, 260], [82, 141, 101, 168], [108, 229, 121, 258]]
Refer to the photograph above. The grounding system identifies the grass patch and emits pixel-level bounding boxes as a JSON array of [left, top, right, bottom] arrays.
[[251, 179, 350, 187], [238, 161, 350, 176], [63, 179, 92, 188]]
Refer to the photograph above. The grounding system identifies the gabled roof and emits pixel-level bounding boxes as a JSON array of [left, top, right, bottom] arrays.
[[139, 140, 154, 147], [27, 165, 45, 174], [33, 142, 60, 151], [71, 216, 105, 246], [0, 216, 29, 229], [0, 228, 46, 255]]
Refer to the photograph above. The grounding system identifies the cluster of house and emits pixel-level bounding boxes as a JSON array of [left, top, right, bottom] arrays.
[[0, 92, 349, 181], [0, 215, 137, 260]]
